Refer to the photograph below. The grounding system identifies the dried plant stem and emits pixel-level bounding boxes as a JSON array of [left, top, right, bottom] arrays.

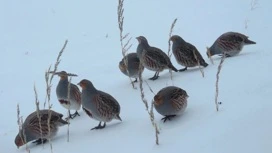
[[34, 84, 44, 148], [215, 54, 226, 111], [49, 40, 68, 84], [138, 66, 160, 145], [168, 18, 177, 82], [168, 18, 177, 57], [66, 77, 72, 142], [45, 69, 53, 153], [250, 0, 259, 10], [117, 0, 135, 89], [17, 104, 30, 152], [192, 49, 204, 77]]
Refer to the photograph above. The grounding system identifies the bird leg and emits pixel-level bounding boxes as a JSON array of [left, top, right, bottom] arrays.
[[161, 115, 177, 122], [218, 54, 231, 57], [91, 122, 106, 130], [70, 111, 80, 119], [149, 72, 159, 80], [178, 67, 187, 72], [133, 78, 138, 83], [32, 138, 48, 145]]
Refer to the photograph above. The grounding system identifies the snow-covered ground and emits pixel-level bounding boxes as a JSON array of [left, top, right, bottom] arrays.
[[1, 0, 271, 153]]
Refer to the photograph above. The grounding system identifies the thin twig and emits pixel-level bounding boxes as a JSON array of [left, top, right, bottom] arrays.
[[168, 18, 177, 82], [138, 66, 160, 145], [66, 76, 72, 142], [250, 0, 259, 10], [49, 40, 68, 84], [34, 84, 44, 148], [144, 80, 155, 95], [168, 18, 177, 57], [117, 0, 135, 89], [215, 54, 226, 111]]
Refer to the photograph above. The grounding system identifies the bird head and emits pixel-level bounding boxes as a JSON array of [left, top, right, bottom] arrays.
[[169, 35, 185, 44], [77, 79, 94, 90], [206, 47, 212, 58], [169, 35, 180, 42], [136, 36, 148, 44], [14, 133, 26, 148], [154, 94, 163, 106], [118, 60, 127, 72]]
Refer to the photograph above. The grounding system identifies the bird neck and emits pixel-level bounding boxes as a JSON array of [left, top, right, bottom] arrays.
[[137, 42, 149, 55], [209, 43, 221, 56], [58, 77, 69, 85]]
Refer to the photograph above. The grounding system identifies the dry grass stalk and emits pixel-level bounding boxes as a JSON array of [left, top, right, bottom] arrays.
[[117, 0, 135, 89], [45, 70, 54, 153], [45, 40, 68, 152], [168, 18, 177, 82], [215, 54, 226, 111], [138, 66, 160, 145], [49, 40, 68, 84], [250, 0, 259, 10], [17, 104, 30, 152], [206, 47, 214, 65], [167, 18, 177, 58], [66, 76, 72, 142], [192, 49, 204, 77], [33, 84, 44, 148]]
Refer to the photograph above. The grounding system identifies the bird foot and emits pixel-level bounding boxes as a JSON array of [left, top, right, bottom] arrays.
[[91, 122, 106, 130], [178, 67, 187, 72], [32, 138, 47, 145], [148, 75, 159, 80], [161, 115, 177, 123], [218, 54, 231, 57], [133, 78, 138, 83], [66, 111, 80, 120]]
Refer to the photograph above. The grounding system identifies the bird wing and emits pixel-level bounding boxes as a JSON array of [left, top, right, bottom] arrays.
[[145, 47, 169, 65], [186, 43, 205, 62], [170, 88, 188, 111], [97, 91, 120, 114], [70, 84, 81, 104], [24, 110, 61, 137], [219, 32, 246, 51]]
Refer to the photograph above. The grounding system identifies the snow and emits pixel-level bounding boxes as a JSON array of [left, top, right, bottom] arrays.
[[1, 0, 271, 153]]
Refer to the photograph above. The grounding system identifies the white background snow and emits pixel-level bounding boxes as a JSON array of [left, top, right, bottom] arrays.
[[1, 0, 271, 153]]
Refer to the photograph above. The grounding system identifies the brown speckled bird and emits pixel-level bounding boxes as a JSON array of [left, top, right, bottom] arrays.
[[170, 35, 208, 71], [207, 32, 256, 57], [78, 79, 122, 130], [119, 53, 144, 82], [136, 36, 178, 80], [14, 109, 68, 148], [154, 86, 188, 122]]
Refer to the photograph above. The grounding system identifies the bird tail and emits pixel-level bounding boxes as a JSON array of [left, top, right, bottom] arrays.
[[116, 114, 122, 121], [245, 39, 256, 45], [200, 61, 209, 67], [168, 64, 178, 72]]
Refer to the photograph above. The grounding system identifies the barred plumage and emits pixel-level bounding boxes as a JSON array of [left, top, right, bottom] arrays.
[[154, 86, 188, 122], [207, 32, 256, 57], [119, 53, 144, 82], [136, 36, 178, 80], [14, 109, 68, 148], [170, 35, 208, 71], [55, 71, 81, 119], [78, 79, 122, 130]]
